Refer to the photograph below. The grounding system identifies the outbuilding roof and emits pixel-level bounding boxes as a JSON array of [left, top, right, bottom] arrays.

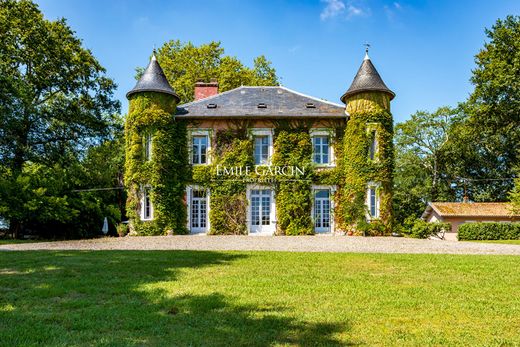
[[176, 86, 346, 119], [421, 202, 519, 220], [340, 53, 395, 103], [126, 53, 180, 102]]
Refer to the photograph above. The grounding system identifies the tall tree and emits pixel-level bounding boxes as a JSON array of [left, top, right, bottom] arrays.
[[140, 40, 280, 104], [393, 107, 460, 223], [511, 178, 520, 212], [452, 15, 520, 200], [0, 0, 120, 237]]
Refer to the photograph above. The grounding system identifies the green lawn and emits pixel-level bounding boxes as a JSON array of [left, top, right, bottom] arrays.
[[0, 251, 519, 346]]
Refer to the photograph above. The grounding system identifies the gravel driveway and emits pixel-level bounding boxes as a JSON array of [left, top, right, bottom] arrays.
[[1, 236, 519, 255]]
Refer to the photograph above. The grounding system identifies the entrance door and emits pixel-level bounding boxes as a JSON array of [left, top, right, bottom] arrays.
[[314, 189, 331, 233], [250, 189, 273, 234], [190, 188, 207, 233]]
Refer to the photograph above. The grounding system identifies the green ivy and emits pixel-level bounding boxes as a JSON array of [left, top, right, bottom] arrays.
[[340, 92, 394, 234], [125, 91, 394, 236], [124, 92, 189, 235], [272, 129, 314, 235]]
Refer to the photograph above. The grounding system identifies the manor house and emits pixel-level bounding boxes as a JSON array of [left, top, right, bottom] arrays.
[[125, 50, 395, 236]]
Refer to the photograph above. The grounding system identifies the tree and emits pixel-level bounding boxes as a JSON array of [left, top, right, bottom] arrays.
[[510, 162, 520, 212], [140, 40, 280, 104], [393, 107, 460, 223], [0, 0, 120, 237], [452, 15, 520, 200]]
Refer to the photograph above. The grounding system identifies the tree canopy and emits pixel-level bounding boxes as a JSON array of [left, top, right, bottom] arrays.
[[0, 0, 121, 237], [393, 107, 461, 223], [138, 40, 280, 104], [394, 15, 520, 223]]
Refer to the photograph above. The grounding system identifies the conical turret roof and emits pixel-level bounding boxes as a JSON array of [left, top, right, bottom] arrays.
[[340, 52, 395, 103], [126, 52, 180, 102]]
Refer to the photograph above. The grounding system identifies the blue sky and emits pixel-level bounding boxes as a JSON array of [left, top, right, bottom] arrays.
[[35, 0, 519, 123]]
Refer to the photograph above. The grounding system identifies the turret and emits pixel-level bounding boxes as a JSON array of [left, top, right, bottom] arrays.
[[124, 51, 188, 235], [340, 49, 395, 234]]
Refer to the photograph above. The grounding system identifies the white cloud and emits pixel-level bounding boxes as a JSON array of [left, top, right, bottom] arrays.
[[320, 0, 346, 21], [320, 0, 370, 21], [384, 2, 403, 21], [346, 4, 363, 18]]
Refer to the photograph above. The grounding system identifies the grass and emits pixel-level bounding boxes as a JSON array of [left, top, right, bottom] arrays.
[[468, 239, 520, 245], [0, 251, 519, 346]]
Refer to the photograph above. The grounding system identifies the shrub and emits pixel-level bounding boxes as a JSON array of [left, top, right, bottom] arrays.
[[117, 223, 129, 237], [406, 219, 451, 239], [458, 222, 520, 241], [356, 220, 388, 236]]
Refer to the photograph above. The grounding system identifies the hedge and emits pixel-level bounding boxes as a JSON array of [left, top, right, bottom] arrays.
[[458, 222, 520, 241]]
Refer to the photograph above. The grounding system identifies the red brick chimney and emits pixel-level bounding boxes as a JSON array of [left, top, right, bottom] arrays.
[[194, 79, 219, 101]]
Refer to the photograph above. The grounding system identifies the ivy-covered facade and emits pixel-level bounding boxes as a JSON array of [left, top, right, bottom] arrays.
[[125, 51, 395, 236]]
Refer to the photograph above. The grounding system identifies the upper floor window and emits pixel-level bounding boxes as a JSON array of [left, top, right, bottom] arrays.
[[251, 129, 273, 165], [311, 129, 334, 166], [312, 136, 329, 164], [254, 136, 269, 165], [190, 130, 211, 165], [366, 124, 379, 161], [369, 130, 378, 160], [144, 133, 152, 161], [192, 136, 208, 164]]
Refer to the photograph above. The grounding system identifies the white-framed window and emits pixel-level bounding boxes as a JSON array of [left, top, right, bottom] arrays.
[[251, 129, 273, 165], [366, 182, 380, 220], [190, 130, 211, 165], [246, 185, 276, 234], [141, 186, 153, 221], [310, 129, 334, 166], [186, 185, 210, 233], [312, 185, 336, 233], [144, 133, 152, 161], [366, 124, 379, 161]]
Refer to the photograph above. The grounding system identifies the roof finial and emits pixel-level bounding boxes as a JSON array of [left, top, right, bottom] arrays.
[[363, 42, 370, 60]]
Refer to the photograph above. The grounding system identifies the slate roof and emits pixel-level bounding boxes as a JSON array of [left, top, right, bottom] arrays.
[[176, 86, 346, 118], [422, 202, 519, 219], [340, 53, 395, 103], [126, 53, 180, 102]]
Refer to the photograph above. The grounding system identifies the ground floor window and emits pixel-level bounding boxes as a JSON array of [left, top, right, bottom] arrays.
[[251, 189, 271, 226], [312, 186, 334, 233], [187, 186, 209, 233], [314, 189, 331, 232], [141, 186, 153, 221], [366, 183, 380, 220], [247, 186, 275, 234], [184, 184, 339, 234]]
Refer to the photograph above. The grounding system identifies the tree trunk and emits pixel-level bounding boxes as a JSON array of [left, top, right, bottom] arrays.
[[431, 157, 438, 201], [8, 219, 21, 239]]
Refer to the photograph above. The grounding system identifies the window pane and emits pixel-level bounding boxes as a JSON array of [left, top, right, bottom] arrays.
[[144, 134, 152, 161], [254, 136, 269, 165], [369, 131, 376, 160], [312, 136, 329, 164], [143, 188, 152, 219], [314, 189, 330, 230], [315, 189, 329, 199], [193, 136, 208, 164], [370, 188, 376, 217]]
